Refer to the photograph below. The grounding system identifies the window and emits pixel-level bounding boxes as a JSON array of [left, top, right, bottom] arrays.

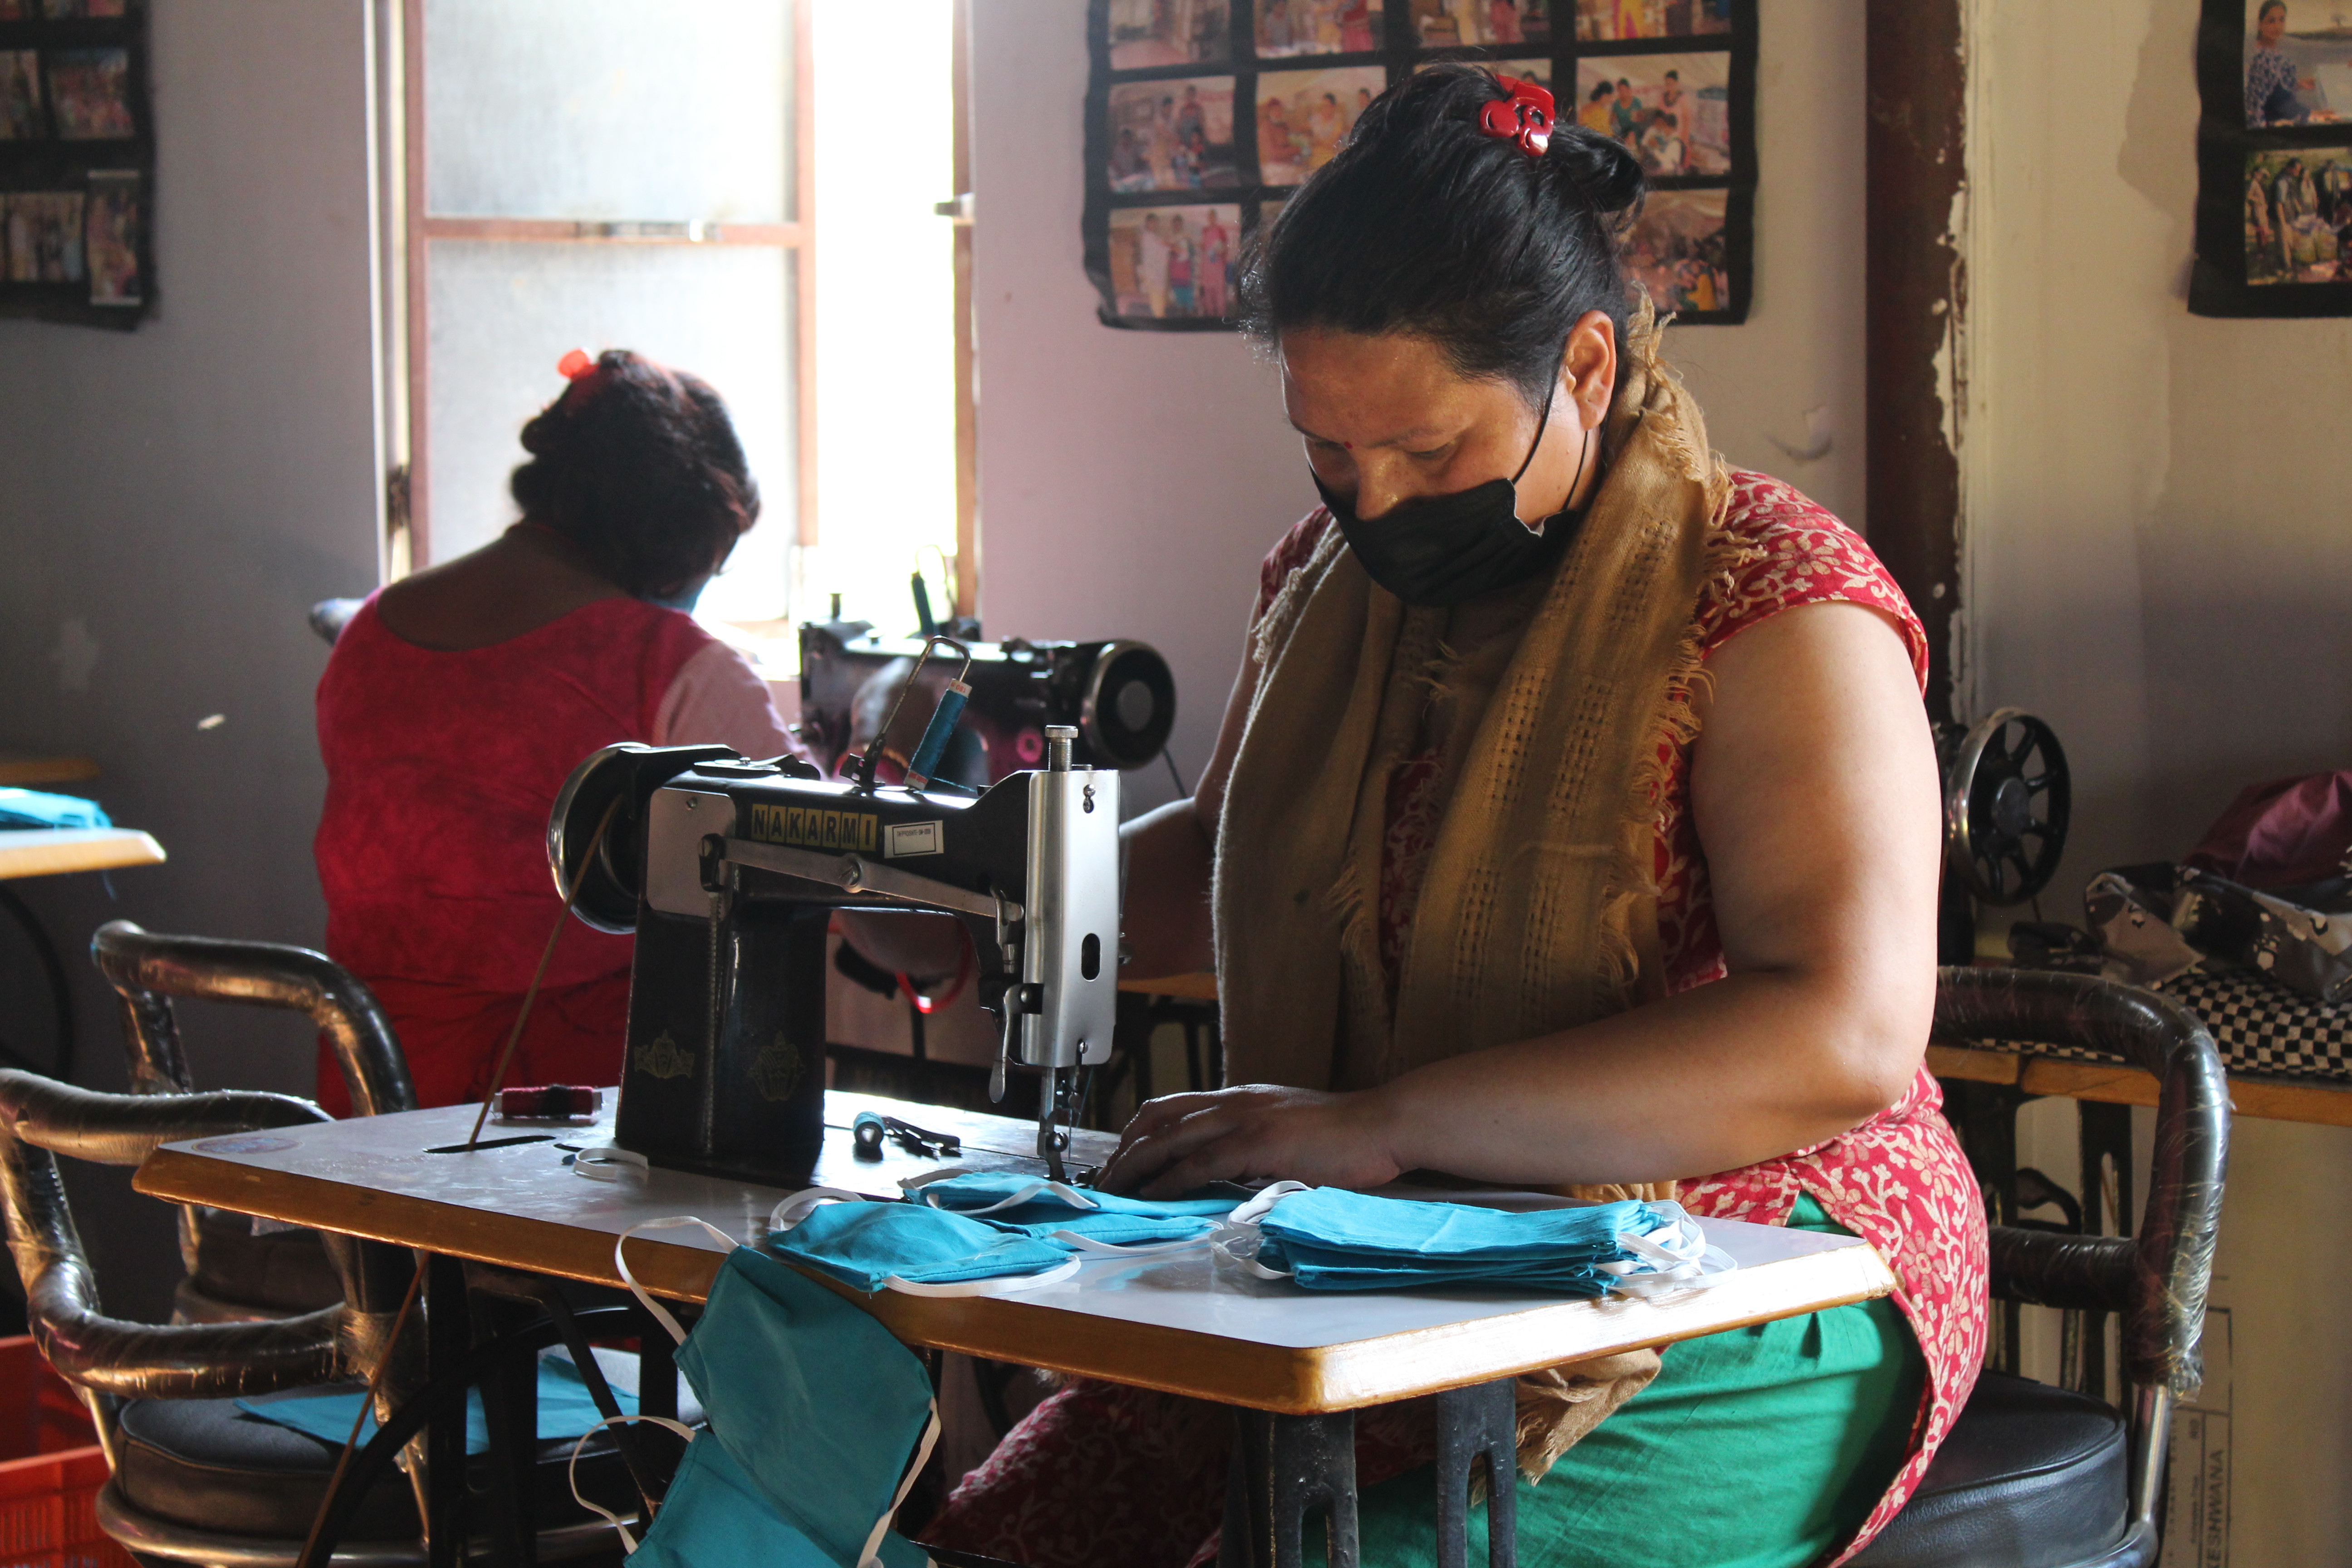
[[380, 0, 971, 641]]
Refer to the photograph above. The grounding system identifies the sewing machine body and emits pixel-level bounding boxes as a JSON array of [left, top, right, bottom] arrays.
[[550, 740, 1119, 1186]]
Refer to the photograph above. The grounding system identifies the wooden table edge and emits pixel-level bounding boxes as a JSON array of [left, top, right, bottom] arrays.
[[137, 1148, 1892, 1415], [0, 828, 166, 879], [1925, 1041, 2352, 1128], [0, 755, 100, 787]]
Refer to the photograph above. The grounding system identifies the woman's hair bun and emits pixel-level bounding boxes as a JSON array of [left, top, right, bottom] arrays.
[[1239, 62, 1645, 405], [1547, 123, 1645, 226], [508, 349, 759, 601]]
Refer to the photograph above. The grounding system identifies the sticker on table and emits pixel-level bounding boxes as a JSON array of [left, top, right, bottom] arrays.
[[191, 1134, 298, 1156]]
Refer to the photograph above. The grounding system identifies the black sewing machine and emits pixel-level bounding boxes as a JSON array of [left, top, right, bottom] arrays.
[[548, 679, 1120, 1185], [799, 623, 1176, 788]]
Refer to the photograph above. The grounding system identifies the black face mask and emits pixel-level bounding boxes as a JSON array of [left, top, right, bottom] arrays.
[[1314, 375, 1591, 608]]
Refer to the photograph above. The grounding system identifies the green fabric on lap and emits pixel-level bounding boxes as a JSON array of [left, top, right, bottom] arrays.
[[1342, 1196, 1926, 1568]]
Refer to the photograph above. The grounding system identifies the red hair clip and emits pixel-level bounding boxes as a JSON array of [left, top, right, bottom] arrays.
[[556, 347, 608, 412], [1478, 74, 1554, 157]]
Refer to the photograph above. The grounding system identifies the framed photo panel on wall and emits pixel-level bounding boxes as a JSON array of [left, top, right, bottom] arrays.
[[1084, 0, 1757, 331], [0, 0, 153, 328], [2192, 0, 2352, 316]]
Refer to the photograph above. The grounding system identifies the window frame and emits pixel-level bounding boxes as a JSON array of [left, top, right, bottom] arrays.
[[377, 0, 820, 580]]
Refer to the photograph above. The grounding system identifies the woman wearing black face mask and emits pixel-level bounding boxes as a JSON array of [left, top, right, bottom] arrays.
[[922, 69, 1978, 1568]]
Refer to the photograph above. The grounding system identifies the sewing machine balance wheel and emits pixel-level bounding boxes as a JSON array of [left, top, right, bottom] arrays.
[[1941, 707, 2070, 908], [549, 745, 652, 934], [548, 741, 735, 936]]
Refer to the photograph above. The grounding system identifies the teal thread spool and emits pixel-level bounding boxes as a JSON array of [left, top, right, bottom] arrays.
[[903, 680, 970, 792]]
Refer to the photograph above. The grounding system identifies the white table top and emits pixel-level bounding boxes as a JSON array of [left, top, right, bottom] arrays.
[[0, 826, 165, 881], [138, 1092, 1896, 1413]]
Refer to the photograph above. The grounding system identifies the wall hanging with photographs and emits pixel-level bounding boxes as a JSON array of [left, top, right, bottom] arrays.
[[2192, 0, 2352, 316], [1083, 0, 1756, 331], [0, 0, 152, 329]]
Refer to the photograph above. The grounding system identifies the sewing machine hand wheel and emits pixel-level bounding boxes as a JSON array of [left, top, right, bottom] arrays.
[[1942, 708, 2070, 907], [548, 743, 735, 934]]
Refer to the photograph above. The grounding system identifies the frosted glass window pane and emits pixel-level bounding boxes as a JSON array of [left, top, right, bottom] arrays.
[[805, 0, 957, 637], [425, 241, 794, 620], [425, 0, 792, 223]]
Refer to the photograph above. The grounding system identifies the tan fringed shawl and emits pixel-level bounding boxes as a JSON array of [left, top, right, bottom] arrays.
[[1211, 307, 1741, 1476]]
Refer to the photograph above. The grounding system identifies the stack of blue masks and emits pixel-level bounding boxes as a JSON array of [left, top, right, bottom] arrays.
[[906, 1171, 1238, 1249], [764, 1196, 1073, 1294], [0, 789, 108, 830], [1248, 1186, 1722, 1296]]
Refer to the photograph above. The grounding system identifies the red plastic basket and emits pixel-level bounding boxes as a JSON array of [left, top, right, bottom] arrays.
[[0, 1337, 133, 1568], [0, 1448, 130, 1568]]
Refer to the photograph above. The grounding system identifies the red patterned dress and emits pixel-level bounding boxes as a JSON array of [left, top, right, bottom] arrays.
[[925, 473, 1986, 1568]]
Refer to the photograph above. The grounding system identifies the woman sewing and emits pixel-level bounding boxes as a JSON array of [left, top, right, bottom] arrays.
[[313, 350, 804, 1112], [926, 68, 1984, 1568]]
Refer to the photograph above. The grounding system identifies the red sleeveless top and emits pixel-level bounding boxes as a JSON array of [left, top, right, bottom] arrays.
[[313, 594, 720, 1112]]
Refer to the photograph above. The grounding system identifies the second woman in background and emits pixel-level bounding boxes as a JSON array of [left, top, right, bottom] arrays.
[[313, 350, 804, 1112]]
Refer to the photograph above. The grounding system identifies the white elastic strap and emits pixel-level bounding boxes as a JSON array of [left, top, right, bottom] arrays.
[[1601, 1208, 1738, 1298], [1209, 1223, 1294, 1280], [566, 1412, 698, 1555], [1049, 1228, 1216, 1258], [1202, 1182, 1307, 1279], [574, 1144, 649, 1183], [1224, 1180, 1309, 1228], [768, 1187, 873, 1233], [613, 1216, 740, 1346], [882, 1256, 1082, 1296], [901, 1173, 1100, 1216], [857, 1400, 943, 1568]]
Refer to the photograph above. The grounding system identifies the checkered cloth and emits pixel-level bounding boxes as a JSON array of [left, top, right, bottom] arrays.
[[1971, 965, 2352, 1083]]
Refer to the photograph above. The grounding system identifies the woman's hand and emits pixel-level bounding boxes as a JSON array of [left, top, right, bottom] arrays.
[[1097, 1084, 1405, 1199]]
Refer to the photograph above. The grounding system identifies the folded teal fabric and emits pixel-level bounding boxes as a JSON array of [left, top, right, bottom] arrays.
[[765, 1199, 1073, 1292], [234, 1354, 632, 1454], [907, 1172, 1237, 1248], [0, 789, 108, 830], [1256, 1188, 1684, 1295]]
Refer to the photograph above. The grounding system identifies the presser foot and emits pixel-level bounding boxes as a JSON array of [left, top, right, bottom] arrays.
[[1037, 1066, 1078, 1183]]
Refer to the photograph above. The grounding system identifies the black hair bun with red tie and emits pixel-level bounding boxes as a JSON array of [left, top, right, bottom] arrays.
[[1239, 64, 1646, 407]]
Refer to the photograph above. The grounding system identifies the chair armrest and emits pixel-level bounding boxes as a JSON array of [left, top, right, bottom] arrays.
[[1935, 968, 2230, 1396], [0, 1073, 326, 1167], [1987, 1224, 2134, 1314], [92, 920, 417, 1116], [0, 1072, 347, 1398]]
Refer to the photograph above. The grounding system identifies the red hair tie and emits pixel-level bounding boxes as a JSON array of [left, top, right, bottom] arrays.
[[1478, 74, 1553, 157], [556, 348, 607, 411]]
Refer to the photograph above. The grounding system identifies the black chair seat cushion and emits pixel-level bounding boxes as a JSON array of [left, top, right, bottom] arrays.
[[1850, 1370, 2129, 1568], [115, 1392, 655, 1542]]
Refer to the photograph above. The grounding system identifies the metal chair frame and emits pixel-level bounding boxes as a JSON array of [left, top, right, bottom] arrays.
[[1902, 968, 2231, 1568], [0, 1066, 647, 1566]]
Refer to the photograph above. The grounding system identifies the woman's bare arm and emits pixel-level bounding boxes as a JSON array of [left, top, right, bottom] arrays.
[[1100, 601, 1941, 1196]]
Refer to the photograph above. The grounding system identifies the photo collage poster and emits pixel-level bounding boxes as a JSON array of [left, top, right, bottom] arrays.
[[1085, 0, 1757, 331], [0, 0, 152, 328], [2193, 0, 2352, 316]]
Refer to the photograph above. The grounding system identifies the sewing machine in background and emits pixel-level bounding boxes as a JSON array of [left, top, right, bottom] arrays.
[[549, 651, 1121, 1184], [798, 622, 1176, 790]]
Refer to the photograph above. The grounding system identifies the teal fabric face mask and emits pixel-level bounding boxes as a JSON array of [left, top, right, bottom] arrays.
[[600, 1224, 940, 1568], [765, 1189, 1081, 1295], [1222, 1184, 1736, 1297], [902, 1171, 1239, 1250]]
